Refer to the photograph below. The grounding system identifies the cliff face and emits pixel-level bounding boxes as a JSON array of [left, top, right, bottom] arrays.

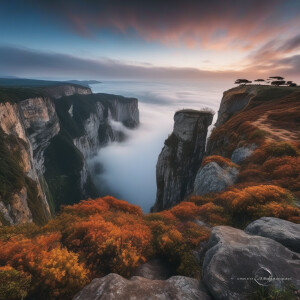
[[152, 110, 213, 211], [0, 86, 139, 224], [215, 85, 257, 127]]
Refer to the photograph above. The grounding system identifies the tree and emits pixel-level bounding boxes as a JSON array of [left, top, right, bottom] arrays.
[[271, 80, 286, 86], [254, 79, 265, 84], [269, 76, 284, 80], [234, 79, 252, 85]]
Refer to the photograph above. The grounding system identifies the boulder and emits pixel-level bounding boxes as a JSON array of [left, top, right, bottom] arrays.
[[231, 144, 256, 164], [245, 217, 300, 253], [73, 273, 212, 300], [193, 162, 238, 196], [202, 226, 300, 300], [132, 258, 172, 280]]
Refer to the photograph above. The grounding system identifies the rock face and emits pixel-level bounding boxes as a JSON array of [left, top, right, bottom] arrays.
[[153, 110, 213, 211], [245, 217, 300, 253], [202, 226, 300, 300], [231, 144, 256, 164], [132, 259, 172, 280], [215, 86, 257, 127], [0, 86, 139, 224], [193, 162, 238, 196], [73, 273, 212, 300], [19, 97, 60, 173], [41, 84, 91, 99]]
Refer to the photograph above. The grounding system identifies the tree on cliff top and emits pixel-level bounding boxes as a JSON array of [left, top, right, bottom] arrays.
[[269, 76, 284, 80], [234, 79, 252, 85], [271, 80, 286, 86], [254, 79, 265, 84]]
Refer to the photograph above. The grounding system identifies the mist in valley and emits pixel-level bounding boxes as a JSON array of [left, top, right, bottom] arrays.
[[89, 80, 231, 211]]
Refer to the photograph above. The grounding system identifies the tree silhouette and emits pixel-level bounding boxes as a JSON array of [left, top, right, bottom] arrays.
[[234, 79, 252, 85], [271, 80, 285, 86], [254, 79, 265, 84]]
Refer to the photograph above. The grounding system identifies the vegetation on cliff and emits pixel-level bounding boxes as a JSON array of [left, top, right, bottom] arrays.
[[0, 196, 210, 299]]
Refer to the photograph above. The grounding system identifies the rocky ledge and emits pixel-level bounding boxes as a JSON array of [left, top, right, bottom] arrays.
[[152, 109, 213, 211], [73, 274, 212, 300]]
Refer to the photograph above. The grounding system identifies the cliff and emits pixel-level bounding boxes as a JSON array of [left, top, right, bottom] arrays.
[[0, 85, 139, 224], [153, 85, 300, 211], [152, 109, 213, 211]]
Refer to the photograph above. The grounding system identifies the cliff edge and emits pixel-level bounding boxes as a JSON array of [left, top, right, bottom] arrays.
[[152, 109, 213, 211]]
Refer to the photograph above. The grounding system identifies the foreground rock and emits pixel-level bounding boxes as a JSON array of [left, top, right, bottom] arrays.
[[193, 162, 238, 195], [73, 273, 212, 300], [153, 109, 213, 211], [245, 217, 300, 253], [230, 144, 256, 164], [202, 226, 300, 300], [132, 258, 172, 280]]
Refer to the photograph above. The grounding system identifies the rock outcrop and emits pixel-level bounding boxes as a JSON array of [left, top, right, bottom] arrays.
[[73, 273, 212, 300], [245, 217, 300, 253], [202, 226, 300, 300], [231, 144, 256, 164], [132, 258, 171, 280], [193, 162, 238, 195], [153, 109, 213, 211], [41, 84, 91, 99], [215, 86, 257, 127]]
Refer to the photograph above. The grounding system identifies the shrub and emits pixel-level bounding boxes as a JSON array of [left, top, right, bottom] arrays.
[[0, 266, 31, 300], [169, 202, 200, 220], [265, 142, 299, 157], [201, 155, 238, 168]]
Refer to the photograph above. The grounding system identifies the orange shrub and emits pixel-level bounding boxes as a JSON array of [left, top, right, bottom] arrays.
[[36, 247, 89, 299], [169, 202, 200, 220], [63, 213, 152, 277], [216, 185, 298, 226], [202, 155, 238, 168]]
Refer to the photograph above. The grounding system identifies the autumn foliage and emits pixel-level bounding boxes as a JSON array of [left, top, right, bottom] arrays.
[[0, 196, 210, 299]]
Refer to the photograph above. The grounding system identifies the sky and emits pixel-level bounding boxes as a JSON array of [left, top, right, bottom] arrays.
[[0, 0, 300, 81]]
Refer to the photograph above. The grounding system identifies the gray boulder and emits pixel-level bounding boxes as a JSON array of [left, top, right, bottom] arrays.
[[194, 162, 238, 196], [132, 258, 171, 280], [73, 273, 212, 300], [202, 226, 300, 300], [231, 144, 256, 164], [245, 217, 300, 253]]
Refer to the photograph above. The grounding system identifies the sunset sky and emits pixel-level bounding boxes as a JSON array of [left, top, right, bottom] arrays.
[[1, 0, 300, 81]]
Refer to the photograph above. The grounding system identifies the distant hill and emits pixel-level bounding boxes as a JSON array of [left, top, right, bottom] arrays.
[[0, 78, 101, 88], [65, 80, 101, 87]]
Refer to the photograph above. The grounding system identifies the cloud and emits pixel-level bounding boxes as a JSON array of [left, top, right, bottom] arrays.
[[1, 45, 299, 82], [29, 0, 300, 51], [244, 34, 300, 81], [0, 45, 241, 80]]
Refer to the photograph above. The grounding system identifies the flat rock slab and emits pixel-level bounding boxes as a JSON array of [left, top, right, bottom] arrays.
[[245, 217, 300, 253], [73, 274, 212, 300], [202, 226, 300, 300]]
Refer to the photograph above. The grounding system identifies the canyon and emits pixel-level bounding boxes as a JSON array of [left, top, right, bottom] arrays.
[[0, 83, 139, 225]]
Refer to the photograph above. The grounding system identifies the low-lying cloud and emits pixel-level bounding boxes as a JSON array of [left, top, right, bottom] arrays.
[[1, 45, 300, 81]]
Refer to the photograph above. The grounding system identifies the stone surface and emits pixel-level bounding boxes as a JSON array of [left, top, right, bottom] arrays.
[[231, 144, 256, 164], [42, 84, 91, 99], [153, 110, 213, 211], [215, 86, 257, 127], [202, 226, 300, 300], [193, 162, 238, 195], [245, 217, 300, 253], [132, 259, 172, 280], [73, 273, 212, 300]]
